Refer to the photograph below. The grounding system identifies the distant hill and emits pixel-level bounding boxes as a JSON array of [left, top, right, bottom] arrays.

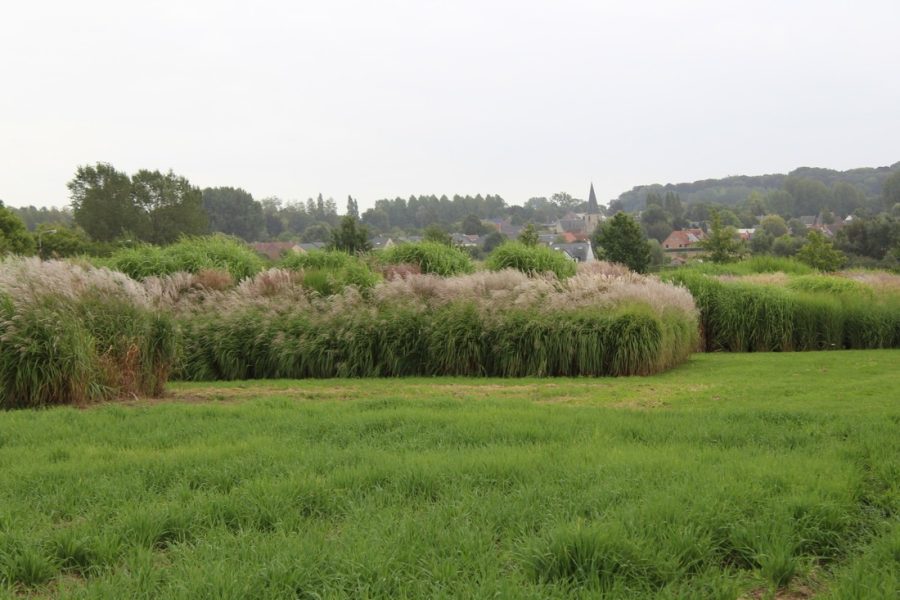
[[615, 162, 900, 212]]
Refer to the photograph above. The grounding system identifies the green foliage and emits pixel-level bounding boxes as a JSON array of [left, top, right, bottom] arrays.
[[327, 215, 371, 254], [279, 250, 380, 294], [680, 256, 813, 276], [0, 271, 176, 409], [422, 224, 452, 246], [69, 163, 208, 244], [0, 201, 34, 255], [593, 212, 652, 273], [796, 231, 846, 272], [665, 271, 900, 351], [0, 351, 897, 595], [380, 241, 474, 276], [202, 187, 265, 241], [518, 223, 540, 247], [485, 241, 576, 279], [35, 223, 94, 259], [699, 210, 744, 263], [105, 235, 264, 281], [179, 302, 695, 379]]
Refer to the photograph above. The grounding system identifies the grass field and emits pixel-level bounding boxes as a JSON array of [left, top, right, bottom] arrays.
[[1, 351, 898, 599]]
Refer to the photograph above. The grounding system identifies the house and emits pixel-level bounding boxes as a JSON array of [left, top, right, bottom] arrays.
[[662, 229, 706, 250], [556, 213, 587, 234], [252, 242, 302, 261], [369, 236, 395, 249], [551, 242, 595, 263], [736, 228, 755, 241], [451, 233, 482, 247], [297, 242, 326, 252]]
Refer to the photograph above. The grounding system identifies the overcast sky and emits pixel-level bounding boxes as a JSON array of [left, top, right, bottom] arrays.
[[2, 0, 899, 211]]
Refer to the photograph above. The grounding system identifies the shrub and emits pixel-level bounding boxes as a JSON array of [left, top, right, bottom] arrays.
[[485, 242, 576, 279], [380, 242, 474, 276], [105, 235, 264, 281]]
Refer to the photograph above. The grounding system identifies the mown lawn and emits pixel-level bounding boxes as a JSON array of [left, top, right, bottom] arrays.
[[1, 351, 898, 599]]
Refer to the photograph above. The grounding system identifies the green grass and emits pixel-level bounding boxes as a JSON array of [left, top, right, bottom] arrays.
[[1, 351, 898, 598], [485, 241, 577, 279]]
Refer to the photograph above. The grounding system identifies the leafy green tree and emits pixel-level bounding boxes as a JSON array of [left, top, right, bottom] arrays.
[[749, 231, 774, 254], [759, 214, 788, 238], [68, 163, 142, 242], [423, 224, 451, 246], [482, 231, 506, 253], [328, 215, 371, 254], [35, 223, 93, 258], [461, 214, 488, 235], [882, 171, 900, 208], [772, 234, 803, 257], [796, 231, 845, 271], [640, 205, 673, 243], [202, 187, 265, 241], [592, 212, 651, 273], [0, 201, 34, 255], [346, 196, 360, 220], [836, 214, 900, 260], [301, 222, 331, 242], [699, 210, 744, 263], [131, 169, 208, 245], [518, 223, 539, 247]]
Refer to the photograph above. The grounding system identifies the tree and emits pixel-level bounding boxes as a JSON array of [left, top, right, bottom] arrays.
[[518, 223, 539, 247], [461, 214, 489, 236], [749, 231, 774, 254], [772, 234, 802, 257], [0, 201, 34, 255], [699, 210, 744, 263], [551, 192, 579, 211], [592, 212, 651, 273], [328, 215, 371, 254], [796, 230, 845, 271], [202, 187, 265, 241], [131, 169, 208, 245], [640, 205, 673, 243], [35, 223, 94, 259], [68, 163, 142, 242], [301, 223, 331, 242], [423, 224, 451, 246], [346, 196, 360, 220], [68, 163, 207, 244], [759, 214, 788, 238], [482, 231, 506, 253], [882, 171, 900, 209]]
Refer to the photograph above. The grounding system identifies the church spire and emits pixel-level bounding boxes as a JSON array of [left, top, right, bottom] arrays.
[[587, 183, 599, 214]]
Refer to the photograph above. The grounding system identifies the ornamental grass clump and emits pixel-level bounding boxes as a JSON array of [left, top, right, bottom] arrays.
[[379, 242, 474, 276], [278, 250, 380, 295], [105, 235, 264, 281], [173, 267, 698, 379], [667, 270, 900, 351], [0, 259, 177, 408], [485, 241, 577, 279]]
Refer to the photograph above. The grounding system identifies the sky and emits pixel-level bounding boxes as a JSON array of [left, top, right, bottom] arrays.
[[2, 0, 899, 211]]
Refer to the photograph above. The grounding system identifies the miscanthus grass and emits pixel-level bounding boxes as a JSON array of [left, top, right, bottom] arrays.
[[0, 259, 176, 408], [102, 235, 264, 281], [667, 270, 900, 351], [174, 266, 698, 379]]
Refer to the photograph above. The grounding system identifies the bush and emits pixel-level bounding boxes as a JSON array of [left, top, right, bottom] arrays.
[[380, 242, 474, 276], [485, 242, 576, 279], [105, 235, 264, 281], [0, 259, 177, 408]]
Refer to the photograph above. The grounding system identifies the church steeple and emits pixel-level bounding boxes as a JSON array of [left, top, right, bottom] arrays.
[[587, 183, 599, 214]]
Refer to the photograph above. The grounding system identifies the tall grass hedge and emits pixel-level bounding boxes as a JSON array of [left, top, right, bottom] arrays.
[[177, 302, 697, 379], [667, 271, 900, 351], [104, 235, 264, 281], [379, 242, 474, 276], [486, 242, 577, 279], [0, 259, 177, 408]]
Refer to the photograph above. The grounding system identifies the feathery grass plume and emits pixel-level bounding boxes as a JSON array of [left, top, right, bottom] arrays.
[[173, 268, 699, 379], [104, 235, 264, 281], [379, 241, 475, 276], [0, 259, 176, 408], [485, 241, 577, 279]]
